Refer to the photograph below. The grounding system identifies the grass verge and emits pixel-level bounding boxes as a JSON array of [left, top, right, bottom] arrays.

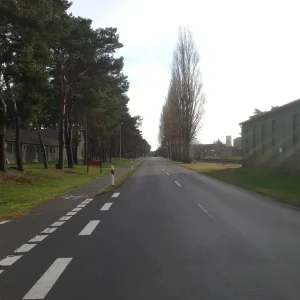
[[0, 158, 133, 220], [173, 161, 300, 207]]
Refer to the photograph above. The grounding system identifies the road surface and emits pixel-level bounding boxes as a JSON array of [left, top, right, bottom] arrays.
[[1, 158, 300, 299]]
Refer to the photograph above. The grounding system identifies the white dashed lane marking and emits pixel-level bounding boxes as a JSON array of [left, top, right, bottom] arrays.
[[42, 228, 57, 234], [78, 220, 100, 235], [77, 204, 86, 208], [72, 208, 82, 212], [0, 255, 22, 266], [174, 181, 181, 187], [111, 193, 120, 198], [29, 235, 48, 243], [0, 270, 3, 274], [59, 216, 72, 221], [0, 221, 10, 225], [166, 173, 170, 176], [15, 244, 37, 253], [197, 203, 217, 223], [66, 211, 77, 216], [100, 203, 113, 211], [51, 221, 65, 227], [23, 258, 73, 300]]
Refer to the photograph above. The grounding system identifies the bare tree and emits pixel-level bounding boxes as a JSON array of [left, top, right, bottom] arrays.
[[158, 27, 205, 162]]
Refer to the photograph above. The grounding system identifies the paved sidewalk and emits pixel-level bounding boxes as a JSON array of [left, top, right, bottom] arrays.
[[0, 161, 141, 260]]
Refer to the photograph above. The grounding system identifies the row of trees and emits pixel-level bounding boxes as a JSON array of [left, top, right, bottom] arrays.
[[158, 27, 205, 162], [0, 0, 150, 172]]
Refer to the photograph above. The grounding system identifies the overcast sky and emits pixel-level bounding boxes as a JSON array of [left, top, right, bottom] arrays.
[[70, 0, 300, 149]]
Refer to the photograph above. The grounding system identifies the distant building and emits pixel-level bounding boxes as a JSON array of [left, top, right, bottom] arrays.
[[240, 99, 300, 170], [226, 136, 232, 146], [4, 128, 84, 164], [233, 137, 242, 148]]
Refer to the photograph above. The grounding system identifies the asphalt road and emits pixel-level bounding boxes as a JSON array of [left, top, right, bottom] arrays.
[[1, 158, 300, 299]]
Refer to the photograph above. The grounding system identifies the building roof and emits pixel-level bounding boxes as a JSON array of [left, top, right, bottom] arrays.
[[5, 129, 59, 147], [41, 128, 82, 141], [239, 98, 300, 125]]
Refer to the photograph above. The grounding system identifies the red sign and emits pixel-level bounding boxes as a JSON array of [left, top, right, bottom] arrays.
[[88, 161, 102, 167]]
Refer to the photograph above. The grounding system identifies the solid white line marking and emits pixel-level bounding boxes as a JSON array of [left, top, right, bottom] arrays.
[[0, 221, 9, 225], [174, 181, 181, 187], [23, 258, 73, 299], [111, 193, 120, 198], [78, 220, 100, 235], [42, 228, 57, 234], [100, 203, 113, 211], [197, 203, 216, 223], [166, 173, 170, 176], [66, 212, 77, 216], [29, 235, 48, 243], [15, 244, 37, 253], [51, 221, 65, 227], [0, 270, 3, 274], [77, 204, 86, 208], [59, 216, 72, 221], [72, 208, 82, 212], [0, 255, 22, 266]]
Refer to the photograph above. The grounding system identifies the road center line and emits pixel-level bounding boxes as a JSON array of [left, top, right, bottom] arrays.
[[166, 173, 170, 176], [29, 235, 48, 243], [23, 258, 73, 300], [78, 220, 100, 235], [111, 192, 120, 198], [197, 203, 217, 223], [0, 255, 22, 266], [41, 228, 57, 234], [100, 203, 113, 211], [174, 181, 181, 187], [15, 244, 36, 253]]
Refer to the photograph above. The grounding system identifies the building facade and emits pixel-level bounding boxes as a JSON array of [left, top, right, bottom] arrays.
[[233, 137, 242, 148], [5, 128, 84, 164], [226, 136, 232, 146], [240, 99, 300, 170]]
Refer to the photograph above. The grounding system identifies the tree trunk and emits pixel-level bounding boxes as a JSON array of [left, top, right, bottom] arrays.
[[64, 108, 73, 168], [4, 78, 23, 171], [65, 96, 74, 168], [57, 92, 66, 169], [36, 122, 48, 169], [12, 100, 23, 172], [0, 95, 7, 172]]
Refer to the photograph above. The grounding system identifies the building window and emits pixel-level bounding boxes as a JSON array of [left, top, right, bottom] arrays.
[[6, 142, 13, 153], [253, 125, 256, 155], [245, 129, 248, 155], [272, 120, 276, 154], [262, 124, 265, 154]]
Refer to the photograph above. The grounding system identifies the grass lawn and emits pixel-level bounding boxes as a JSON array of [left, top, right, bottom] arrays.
[[175, 161, 300, 207], [0, 158, 133, 220]]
